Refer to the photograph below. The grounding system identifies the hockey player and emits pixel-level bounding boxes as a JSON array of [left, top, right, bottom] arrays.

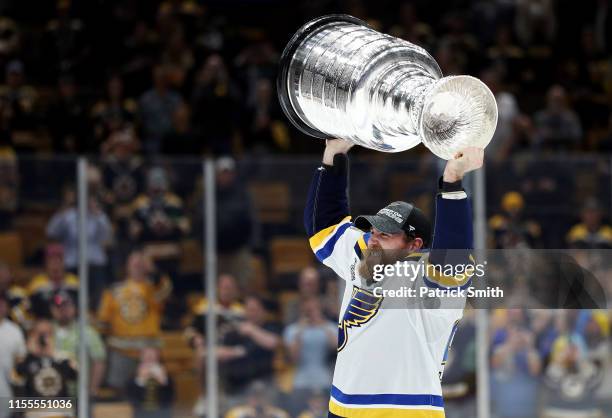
[[305, 138, 483, 418]]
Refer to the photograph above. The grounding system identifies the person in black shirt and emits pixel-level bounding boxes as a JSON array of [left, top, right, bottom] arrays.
[[218, 295, 281, 396], [14, 320, 77, 398]]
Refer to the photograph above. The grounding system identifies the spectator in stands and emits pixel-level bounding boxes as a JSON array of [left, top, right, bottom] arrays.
[[122, 21, 160, 94], [489, 191, 542, 249], [243, 78, 289, 152], [490, 311, 542, 418], [442, 311, 476, 418], [91, 74, 137, 148], [159, 26, 194, 92], [189, 273, 245, 341], [0, 60, 39, 142], [388, 2, 434, 49], [486, 25, 524, 84], [284, 297, 336, 393], [0, 123, 18, 230], [101, 126, 145, 239], [14, 320, 77, 399], [51, 289, 106, 398], [129, 166, 190, 277], [480, 67, 524, 161], [0, 261, 28, 327], [296, 389, 328, 418], [218, 295, 281, 398], [234, 40, 278, 103], [322, 276, 340, 321], [97, 249, 172, 390], [42, 0, 87, 81], [283, 266, 322, 324], [47, 184, 112, 309], [191, 54, 241, 155], [224, 380, 288, 418], [46, 74, 90, 153], [0, 17, 20, 58], [138, 65, 182, 154], [514, 0, 556, 46], [566, 198, 612, 248], [0, 290, 26, 418], [28, 243, 79, 319], [543, 310, 605, 417], [519, 158, 574, 246], [534, 85, 583, 151], [190, 273, 244, 399], [161, 102, 198, 155], [213, 157, 254, 289], [127, 347, 174, 418]]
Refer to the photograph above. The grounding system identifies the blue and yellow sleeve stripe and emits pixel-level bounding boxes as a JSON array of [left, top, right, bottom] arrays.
[[309, 216, 354, 262], [353, 232, 370, 259]]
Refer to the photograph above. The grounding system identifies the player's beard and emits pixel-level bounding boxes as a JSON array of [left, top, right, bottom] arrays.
[[358, 247, 408, 286]]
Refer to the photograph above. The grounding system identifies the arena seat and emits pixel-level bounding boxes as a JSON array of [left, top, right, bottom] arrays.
[[269, 237, 313, 277], [160, 332, 194, 375], [178, 238, 203, 275], [248, 181, 291, 224], [12, 214, 47, 261], [172, 371, 201, 413], [279, 290, 299, 320], [248, 254, 268, 292], [0, 232, 23, 268], [93, 402, 133, 418]]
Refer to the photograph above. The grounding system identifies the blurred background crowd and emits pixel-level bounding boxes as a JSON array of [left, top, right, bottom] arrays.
[[0, 0, 610, 157], [0, 0, 611, 417]]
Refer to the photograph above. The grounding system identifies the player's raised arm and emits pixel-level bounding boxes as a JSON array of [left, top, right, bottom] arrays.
[[304, 139, 364, 277], [304, 138, 354, 235], [425, 147, 484, 289]]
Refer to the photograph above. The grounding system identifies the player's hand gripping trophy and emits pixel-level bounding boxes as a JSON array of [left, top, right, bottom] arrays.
[[277, 15, 498, 160]]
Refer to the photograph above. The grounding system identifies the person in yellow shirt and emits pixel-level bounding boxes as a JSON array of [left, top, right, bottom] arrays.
[[566, 198, 612, 248], [97, 249, 171, 390], [28, 244, 79, 320], [488, 191, 541, 249]]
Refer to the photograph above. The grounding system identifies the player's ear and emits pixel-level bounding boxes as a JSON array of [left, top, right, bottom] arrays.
[[410, 237, 424, 251]]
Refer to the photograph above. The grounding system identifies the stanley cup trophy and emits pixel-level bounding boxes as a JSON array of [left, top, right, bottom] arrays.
[[277, 15, 498, 160]]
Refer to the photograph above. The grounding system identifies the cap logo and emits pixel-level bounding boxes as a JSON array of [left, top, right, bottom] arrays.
[[408, 225, 415, 232], [378, 208, 404, 224]]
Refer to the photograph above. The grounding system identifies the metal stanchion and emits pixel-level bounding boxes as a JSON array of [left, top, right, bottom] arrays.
[[77, 158, 89, 418], [203, 159, 218, 418], [473, 166, 489, 418]]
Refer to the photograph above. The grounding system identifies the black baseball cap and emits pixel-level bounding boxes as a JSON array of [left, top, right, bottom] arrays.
[[354, 201, 431, 247]]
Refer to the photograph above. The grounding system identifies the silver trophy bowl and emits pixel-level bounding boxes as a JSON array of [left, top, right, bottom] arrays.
[[277, 15, 498, 160]]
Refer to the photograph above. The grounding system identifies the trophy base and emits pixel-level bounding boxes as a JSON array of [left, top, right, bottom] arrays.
[[420, 75, 498, 160], [277, 14, 368, 139]]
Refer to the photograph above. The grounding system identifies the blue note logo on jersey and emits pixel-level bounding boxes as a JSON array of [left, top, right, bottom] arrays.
[[338, 286, 383, 352]]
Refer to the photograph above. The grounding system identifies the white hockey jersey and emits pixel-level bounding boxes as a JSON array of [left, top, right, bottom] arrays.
[[310, 217, 469, 418]]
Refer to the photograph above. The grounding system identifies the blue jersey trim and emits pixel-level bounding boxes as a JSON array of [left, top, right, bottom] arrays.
[[330, 385, 444, 407]]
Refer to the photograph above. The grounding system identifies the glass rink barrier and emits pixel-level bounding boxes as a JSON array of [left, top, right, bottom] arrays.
[[1, 153, 611, 418], [85, 156, 203, 418], [485, 155, 612, 418]]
